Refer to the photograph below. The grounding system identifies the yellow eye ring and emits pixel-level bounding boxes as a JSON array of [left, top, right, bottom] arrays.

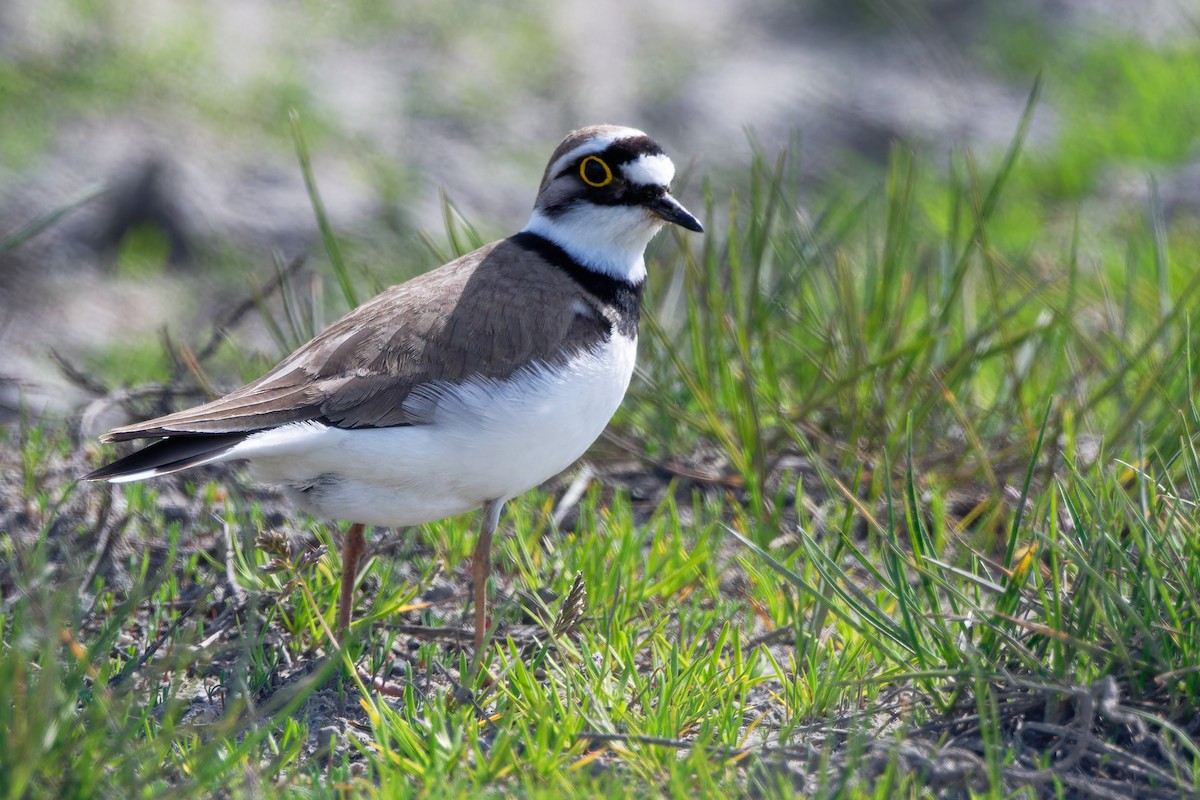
[[579, 155, 613, 188]]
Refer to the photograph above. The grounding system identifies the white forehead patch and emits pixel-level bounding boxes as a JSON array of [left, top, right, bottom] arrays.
[[620, 153, 675, 188], [546, 126, 648, 180]]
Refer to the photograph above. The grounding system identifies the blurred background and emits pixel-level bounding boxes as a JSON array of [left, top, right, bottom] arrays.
[[1, 0, 1197, 423]]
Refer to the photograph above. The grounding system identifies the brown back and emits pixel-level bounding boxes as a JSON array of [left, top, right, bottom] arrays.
[[102, 239, 618, 439]]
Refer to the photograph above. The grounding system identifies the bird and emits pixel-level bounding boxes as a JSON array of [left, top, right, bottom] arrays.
[[83, 125, 704, 651]]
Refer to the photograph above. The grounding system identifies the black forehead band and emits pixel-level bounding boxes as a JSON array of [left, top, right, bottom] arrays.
[[556, 136, 666, 179]]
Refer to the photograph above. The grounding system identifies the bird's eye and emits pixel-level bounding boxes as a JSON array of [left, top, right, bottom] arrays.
[[579, 156, 613, 188]]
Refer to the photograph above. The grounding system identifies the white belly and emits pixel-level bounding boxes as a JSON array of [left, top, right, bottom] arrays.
[[225, 335, 636, 527]]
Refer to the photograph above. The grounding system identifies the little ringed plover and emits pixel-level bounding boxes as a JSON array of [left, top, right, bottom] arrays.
[[84, 125, 704, 650]]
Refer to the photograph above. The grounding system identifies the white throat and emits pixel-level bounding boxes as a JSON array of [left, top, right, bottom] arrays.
[[522, 207, 661, 285]]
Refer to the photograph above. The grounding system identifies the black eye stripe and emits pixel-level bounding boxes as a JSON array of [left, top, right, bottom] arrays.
[[542, 189, 663, 216], [554, 137, 667, 181]]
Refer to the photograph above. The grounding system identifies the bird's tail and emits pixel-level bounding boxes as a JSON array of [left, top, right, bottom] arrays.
[[82, 433, 247, 483]]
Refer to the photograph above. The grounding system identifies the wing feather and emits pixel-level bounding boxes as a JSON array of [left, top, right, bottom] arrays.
[[102, 239, 612, 442]]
